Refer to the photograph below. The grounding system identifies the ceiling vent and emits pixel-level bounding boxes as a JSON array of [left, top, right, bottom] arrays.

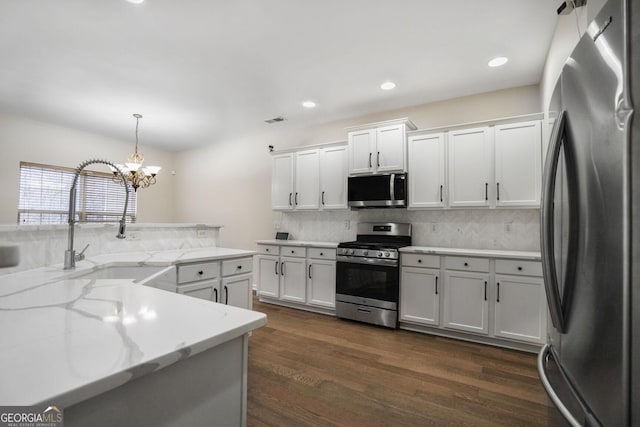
[[264, 116, 286, 124]]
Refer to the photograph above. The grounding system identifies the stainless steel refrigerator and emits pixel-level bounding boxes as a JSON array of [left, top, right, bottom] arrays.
[[537, 0, 639, 425]]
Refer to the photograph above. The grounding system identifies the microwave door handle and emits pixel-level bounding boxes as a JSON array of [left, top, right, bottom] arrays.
[[390, 174, 395, 201], [541, 109, 568, 333]]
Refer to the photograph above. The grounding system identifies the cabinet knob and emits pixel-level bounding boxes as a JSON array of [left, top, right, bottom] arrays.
[[266, 248, 270, 252], [320, 252, 324, 256], [291, 250, 295, 254], [464, 262, 469, 267], [517, 266, 523, 271], [198, 270, 204, 275], [237, 265, 242, 269], [418, 259, 422, 263]]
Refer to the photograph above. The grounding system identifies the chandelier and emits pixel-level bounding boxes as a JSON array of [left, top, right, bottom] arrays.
[[110, 113, 161, 192]]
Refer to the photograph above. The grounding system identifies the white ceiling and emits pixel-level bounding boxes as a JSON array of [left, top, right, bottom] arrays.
[[0, 0, 559, 151]]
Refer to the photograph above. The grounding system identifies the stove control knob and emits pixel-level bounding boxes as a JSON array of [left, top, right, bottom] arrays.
[[363, 250, 368, 256], [348, 249, 355, 255], [384, 251, 391, 258], [377, 251, 384, 258]]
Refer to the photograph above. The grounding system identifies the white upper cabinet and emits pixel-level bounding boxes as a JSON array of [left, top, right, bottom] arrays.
[[347, 119, 416, 175], [408, 132, 446, 208], [271, 153, 294, 210], [494, 120, 542, 207], [376, 124, 407, 173], [294, 149, 320, 210], [319, 145, 348, 210], [448, 127, 492, 207], [348, 129, 376, 175]]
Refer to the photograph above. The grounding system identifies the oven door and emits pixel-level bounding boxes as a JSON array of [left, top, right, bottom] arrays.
[[335, 258, 399, 309]]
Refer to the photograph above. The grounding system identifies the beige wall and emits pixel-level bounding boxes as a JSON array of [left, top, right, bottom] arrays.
[[174, 85, 541, 250], [0, 112, 176, 224]]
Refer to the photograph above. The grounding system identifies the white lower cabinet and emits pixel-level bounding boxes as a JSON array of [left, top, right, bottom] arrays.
[[280, 257, 307, 303], [173, 257, 254, 310], [400, 267, 440, 326], [307, 259, 336, 309], [399, 252, 547, 350], [494, 274, 546, 344], [443, 270, 489, 335], [256, 243, 336, 313]]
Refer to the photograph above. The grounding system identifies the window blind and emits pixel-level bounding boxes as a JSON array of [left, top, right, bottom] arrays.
[[18, 162, 137, 225]]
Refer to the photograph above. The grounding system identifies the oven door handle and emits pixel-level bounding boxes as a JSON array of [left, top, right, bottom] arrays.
[[336, 256, 398, 267]]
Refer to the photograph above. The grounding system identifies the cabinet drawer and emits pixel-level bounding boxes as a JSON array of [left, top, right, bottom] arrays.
[[495, 259, 542, 277], [308, 248, 336, 260], [177, 262, 220, 284], [402, 253, 440, 269], [257, 244, 279, 255], [281, 246, 306, 258], [222, 257, 253, 276], [444, 256, 489, 272]]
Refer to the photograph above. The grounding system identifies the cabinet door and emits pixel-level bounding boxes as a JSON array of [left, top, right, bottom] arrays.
[[443, 271, 489, 334], [280, 257, 306, 303], [376, 124, 406, 173], [320, 145, 348, 210], [348, 129, 376, 175], [177, 279, 218, 302], [494, 274, 547, 343], [494, 120, 542, 207], [294, 149, 320, 210], [271, 153, 294, 210], [408, 133, 446, 208], [256, 255, 279, 298], [400, 267, 440, 326], [222, 273, 252, 310], [448, 127, 492, 207], [307, 260, 336, 308]]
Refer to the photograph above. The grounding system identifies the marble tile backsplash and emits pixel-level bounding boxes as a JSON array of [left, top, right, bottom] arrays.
[[0, 223, 219, 275], [278, 209, 540, 251]]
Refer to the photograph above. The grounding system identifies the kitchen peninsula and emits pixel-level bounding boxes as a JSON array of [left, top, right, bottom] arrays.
[[0, 247, 266, 427]]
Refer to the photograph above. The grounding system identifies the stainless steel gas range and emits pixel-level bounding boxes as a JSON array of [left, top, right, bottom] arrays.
[[335, 222, 412, 328]]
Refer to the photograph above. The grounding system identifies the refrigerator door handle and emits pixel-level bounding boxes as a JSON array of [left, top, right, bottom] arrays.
[[541, 110, 568, 333], [537, 345, 582, 427]]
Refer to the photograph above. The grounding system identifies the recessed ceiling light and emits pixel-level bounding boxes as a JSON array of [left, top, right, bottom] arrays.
[[488, 57, 509, 67], [302, 101, 316, 108], [380, 81, 396, 90], [126, 0, 144, 4]]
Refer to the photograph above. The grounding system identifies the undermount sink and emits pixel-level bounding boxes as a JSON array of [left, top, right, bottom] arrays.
[[68, 265, 166, 282], [0, 245, 20, 268]]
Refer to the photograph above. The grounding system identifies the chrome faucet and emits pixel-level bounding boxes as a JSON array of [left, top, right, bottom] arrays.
[[64, 159, 130, 269]]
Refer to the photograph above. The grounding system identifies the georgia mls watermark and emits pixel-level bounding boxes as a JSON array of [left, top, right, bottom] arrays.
[[0, 406, 63, 427]]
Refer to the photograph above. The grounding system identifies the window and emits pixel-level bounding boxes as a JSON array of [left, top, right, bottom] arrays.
[[18, 162, 137, 225]]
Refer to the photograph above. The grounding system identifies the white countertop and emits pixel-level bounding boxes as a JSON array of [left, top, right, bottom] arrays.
[[0, 247, 265, 407], [400, 246, 541, 260], [256, 239, 339, 249]]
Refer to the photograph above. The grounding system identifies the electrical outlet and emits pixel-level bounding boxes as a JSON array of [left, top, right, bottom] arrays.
[[196, 229, 213, 239], [273, 221, 281, 230], [431, 222, 439, 233], [504, 221, 513, 233], [344, 220, 351, 230]]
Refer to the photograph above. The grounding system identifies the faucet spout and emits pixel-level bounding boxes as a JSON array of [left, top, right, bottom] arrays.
[[64, 159, 130, 269]]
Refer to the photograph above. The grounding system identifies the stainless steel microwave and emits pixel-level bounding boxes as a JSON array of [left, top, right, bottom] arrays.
[[347, 173, 407, 208]]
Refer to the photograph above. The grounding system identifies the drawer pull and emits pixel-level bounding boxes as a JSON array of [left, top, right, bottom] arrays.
[[198, 270, 204, 276], [517, 266, 523, 271], [464, 262, 469, 267], [320, 252, 324, 256], [237, 265, 242, 269], [418, 259, 422, 263], [291, 250, 295, 254], [265, 248, 270, 252]]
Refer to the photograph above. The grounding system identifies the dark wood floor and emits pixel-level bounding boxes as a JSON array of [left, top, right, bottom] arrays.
[[247, 298, 555, 426]]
